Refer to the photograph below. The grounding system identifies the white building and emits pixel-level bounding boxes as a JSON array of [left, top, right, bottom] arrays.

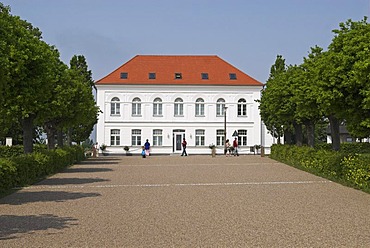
[[96, 55, 275, 155]]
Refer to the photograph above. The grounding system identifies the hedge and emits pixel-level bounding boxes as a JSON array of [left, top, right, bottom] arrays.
[[271, 144, 370, 193], [0, 145, 85, 194]]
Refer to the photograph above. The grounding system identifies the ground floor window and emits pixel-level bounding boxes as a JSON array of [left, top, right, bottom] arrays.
[[238, 129, 247, 146], [153, 129, 163, 146], [195, 129, 205, 146], [132, 129, 141, 146], [216, 129, 225, 146], [110, 129, 120, 146]]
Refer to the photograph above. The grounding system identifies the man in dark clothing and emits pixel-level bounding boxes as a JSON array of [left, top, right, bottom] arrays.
[[233, 137, 239, 156], [181, 138, 187, 156]]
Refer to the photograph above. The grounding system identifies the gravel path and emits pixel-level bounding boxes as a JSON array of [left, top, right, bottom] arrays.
[[1, 155, 370, 247]]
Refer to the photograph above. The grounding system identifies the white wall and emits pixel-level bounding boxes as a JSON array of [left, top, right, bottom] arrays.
[[96, 85, 275, 155]]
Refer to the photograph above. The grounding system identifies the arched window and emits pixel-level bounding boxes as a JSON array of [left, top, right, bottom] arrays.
[[132, 97, 141, 116], [153, 98, 162, 116], [216, 98, 225, 116], [174, 98, 183, 116], [195, 98, 205, 116], [110, 97, 120, 115], [237, 98, 247, 116]]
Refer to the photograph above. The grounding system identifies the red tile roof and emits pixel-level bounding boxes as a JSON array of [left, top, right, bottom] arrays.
[[96, 55, 263, 86]]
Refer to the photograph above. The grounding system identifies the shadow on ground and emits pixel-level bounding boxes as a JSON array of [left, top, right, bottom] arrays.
[[62, 167, 114, 173], [0, 214, 78, 240], [35, 177, 110, 186], [0, 191, 101, 205]]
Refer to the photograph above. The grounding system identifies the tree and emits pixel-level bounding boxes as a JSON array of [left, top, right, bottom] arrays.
[[0, 4, 62, 153]]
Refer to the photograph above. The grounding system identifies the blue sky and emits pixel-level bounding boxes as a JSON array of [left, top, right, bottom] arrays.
[[2, 0, 369, 83]]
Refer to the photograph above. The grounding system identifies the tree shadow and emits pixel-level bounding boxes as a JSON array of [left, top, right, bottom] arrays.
[[0, 191, 101, 205], [0, 214, 78, 240], [78, 160, 120, 165], [35, 177, 110, 186], [62, 167, 113, 173]]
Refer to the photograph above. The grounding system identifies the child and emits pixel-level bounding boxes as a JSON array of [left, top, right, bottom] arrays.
[[141, 147, 146, 158]]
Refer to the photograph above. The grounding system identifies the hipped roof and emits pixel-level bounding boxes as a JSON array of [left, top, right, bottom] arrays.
[[96, 55, 263, 86]]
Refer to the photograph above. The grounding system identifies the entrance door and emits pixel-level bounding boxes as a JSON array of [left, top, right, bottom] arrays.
[[173, 130, 185, 153]]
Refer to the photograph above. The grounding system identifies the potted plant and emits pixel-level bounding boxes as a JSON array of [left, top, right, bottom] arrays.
[[100, 144, 107, 156], [254, 144, 261, 154], [123, 146, 131, 156], [209, 144, 216, 157]]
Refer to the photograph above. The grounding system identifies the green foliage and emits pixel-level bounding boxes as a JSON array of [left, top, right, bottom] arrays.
[[271, 144, 370, 192], [0, 145, 85, 194]]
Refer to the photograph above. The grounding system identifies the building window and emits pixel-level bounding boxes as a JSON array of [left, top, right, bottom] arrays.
[[201, 73, 209, 80], [216, 130, 225, 146], [238, 129, 247, 146], [120, 72, 128, 79], [216, 98, 225, 116], [153, 97, 162, 116], [238, 98, 247, 116], [153, 129, 163, 146], [132, 129, 141, 146], [110, 129, 120, 146], [110, 97, 120, 115], [149, 73, 156, 79], [174, 98, 184, 116], [175, 73, 182, 79], [195, 98, 205, 116], [195, 129, 205, 146], [132, 97, 141, 116], [229, 73, 237, 80]]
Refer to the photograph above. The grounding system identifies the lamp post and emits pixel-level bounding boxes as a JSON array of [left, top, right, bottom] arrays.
[[224, 106, 228, 154]]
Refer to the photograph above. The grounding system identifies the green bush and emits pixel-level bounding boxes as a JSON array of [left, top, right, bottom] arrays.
[[271, 144, 370, 193], [0, 145, 86, 194]]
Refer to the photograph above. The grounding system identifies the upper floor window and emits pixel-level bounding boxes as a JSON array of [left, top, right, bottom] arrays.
[[195, 98, 205, 116], [110, 129, 120, 146], [149, 73, 156, 79], [216, 98, 225, 116], [110, 97, 120, 115], [195, 129, 205, 146], [132, 97, 141, 116], [153, 98, 162, 116], [174, 98, 184, 116], [229, 73, 237, 80], [120, 72, 128, 79], [175, 73, 182, 79], [201, 73, 209, 80], [238, 98, 247, 116]]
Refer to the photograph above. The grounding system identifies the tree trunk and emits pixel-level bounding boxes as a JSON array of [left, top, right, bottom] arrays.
[[57, 129, 64, 148], [45, 124, 56, 150], [306, 121, 315, 148], [284, 129, 293, 144], [66, 128, 73, 146], [22, 116, 34, 154], [294, 122, 303, 146], [329, 115, 341, 151]]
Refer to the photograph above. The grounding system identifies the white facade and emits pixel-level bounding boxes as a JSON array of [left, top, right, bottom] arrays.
[[96, 84, 276, 155]]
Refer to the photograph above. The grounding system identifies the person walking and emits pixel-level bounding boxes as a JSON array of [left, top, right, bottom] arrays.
[[233, 137, 239, 156], [181, 137, 188, 156], [225, 139, 231, 157], [144, 139, 150, 156]]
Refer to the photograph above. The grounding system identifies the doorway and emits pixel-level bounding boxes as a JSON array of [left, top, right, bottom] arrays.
[[173, 129, 185, 153]]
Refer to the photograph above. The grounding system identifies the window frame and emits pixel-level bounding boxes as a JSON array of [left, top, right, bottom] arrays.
[[229, 73, 237, 80], [120, 72, 128, 79], [110, 97, 121, 116], [174, 98, 184, 116], [132, 97, 142, 116], [238, 129, 247, 146], [201, 73, 209, 80], [153, 129, 163, 146], [149, 72, 156, 79], [237, 98, 247, 117], [195, 129, 205, 146], [131, 129, 142, 146], [153, 97, 163, 116], [110, 129, 120, 146], [195, 98, 205, 117], [216, 98, 225, 116], [216, 129, 225, 146]]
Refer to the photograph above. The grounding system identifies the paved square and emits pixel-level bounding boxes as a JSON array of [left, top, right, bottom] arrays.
[[1, 155, 370, 247]]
